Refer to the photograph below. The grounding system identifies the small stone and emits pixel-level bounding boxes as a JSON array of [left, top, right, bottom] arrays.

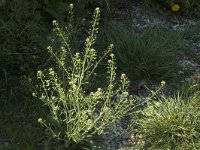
[[185, 78, 192, 82], [122, 140, 127, 145], [4, 142, 9, 146]]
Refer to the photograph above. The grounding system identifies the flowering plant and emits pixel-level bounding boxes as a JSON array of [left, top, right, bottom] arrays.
[[34, 4, 134, 147]]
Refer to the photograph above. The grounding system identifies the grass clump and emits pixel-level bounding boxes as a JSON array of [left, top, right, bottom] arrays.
[[0, 0, 49, 93], [34, 5, 134, 148], [0, 1, 50, 149], [101, 25, 182, 82], [129, 83, 200, 149]]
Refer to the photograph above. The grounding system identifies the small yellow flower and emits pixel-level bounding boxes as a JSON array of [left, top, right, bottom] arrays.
[[21, 75, 27, 80], [171, 4, 180, 12], [32, 55, 36, 59], [32, 54, 39, 60]]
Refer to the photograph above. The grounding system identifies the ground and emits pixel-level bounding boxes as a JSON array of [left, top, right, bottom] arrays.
[[0, 1, 200, 150]]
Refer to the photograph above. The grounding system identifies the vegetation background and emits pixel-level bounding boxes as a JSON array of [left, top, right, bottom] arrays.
[[0, 0, 200, 149]]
